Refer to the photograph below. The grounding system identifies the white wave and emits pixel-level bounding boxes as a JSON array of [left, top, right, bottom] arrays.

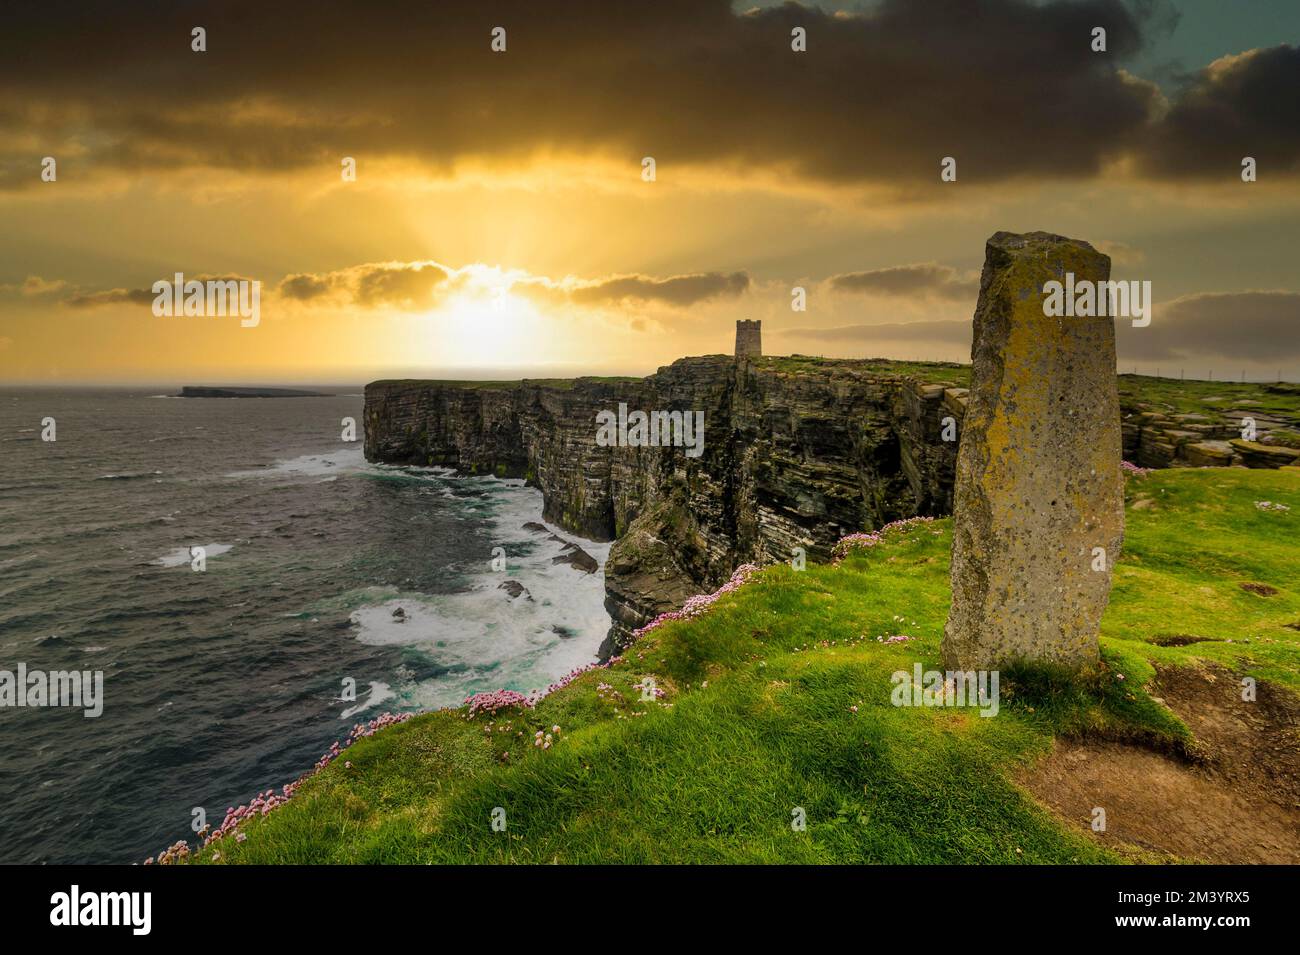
[[347, 475, 612, 711], [154, 542, 234, 567], [340, 681, 394, 720], [229, 446, 468, 484], [368, 461, 458, 480], [227, 446, 366, 479]]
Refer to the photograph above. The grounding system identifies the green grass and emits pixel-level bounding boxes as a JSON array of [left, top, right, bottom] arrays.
[[189, 467, 1300, 864], [1118, 373, 1300, 420], [755, 355, 972, 385], [1107, 467, 1300, 688]]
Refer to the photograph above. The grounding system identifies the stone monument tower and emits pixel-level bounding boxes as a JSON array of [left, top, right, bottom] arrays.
[[735, 320, 761, 358]]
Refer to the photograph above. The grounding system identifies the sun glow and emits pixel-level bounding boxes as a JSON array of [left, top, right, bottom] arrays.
[[430, 272, 546, 365]]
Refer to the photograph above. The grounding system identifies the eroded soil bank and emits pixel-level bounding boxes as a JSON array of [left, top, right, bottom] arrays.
[[1020, 664, 1300, 863]]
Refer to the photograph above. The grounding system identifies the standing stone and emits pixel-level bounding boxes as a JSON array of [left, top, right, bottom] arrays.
[[941, 232, 1124, 672]]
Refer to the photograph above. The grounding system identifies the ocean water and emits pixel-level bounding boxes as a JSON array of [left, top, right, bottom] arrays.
[[0, 389, 611, 863]]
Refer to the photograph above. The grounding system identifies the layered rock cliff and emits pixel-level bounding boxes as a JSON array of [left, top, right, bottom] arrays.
[[364, 356, 964, 655], [1120, 393, 1300, 469], [364, 358, 1300, 658]]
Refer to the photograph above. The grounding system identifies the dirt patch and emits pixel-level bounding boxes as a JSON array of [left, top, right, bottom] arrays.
[[1155, 665, 1300, 804], [1148, 634, 1221, 647], [1019, 664, 1300, 863], [1240, 582, 1279, 597]]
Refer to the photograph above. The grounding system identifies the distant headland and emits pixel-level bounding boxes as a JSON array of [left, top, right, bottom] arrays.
[[178, 386, 334, 398]]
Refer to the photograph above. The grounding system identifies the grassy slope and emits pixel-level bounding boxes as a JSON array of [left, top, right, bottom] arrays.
[[761, 358, 1300, 420], [1116, 374, 1300, 421], [193, 467, 1299, 864]]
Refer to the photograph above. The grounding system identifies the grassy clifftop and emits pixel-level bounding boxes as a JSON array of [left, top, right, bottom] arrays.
[[180, 467, 1300, 864]]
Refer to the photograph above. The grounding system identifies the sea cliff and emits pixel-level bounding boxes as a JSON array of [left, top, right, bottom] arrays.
[[364, 357, 1300, 654], [364, 356, 965, 654]]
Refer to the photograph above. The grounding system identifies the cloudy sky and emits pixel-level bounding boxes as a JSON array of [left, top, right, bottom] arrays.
[[1, 0, 1297, 384]]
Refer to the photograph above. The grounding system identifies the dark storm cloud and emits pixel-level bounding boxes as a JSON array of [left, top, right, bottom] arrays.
[[829, 264, 979, 301], [782, 289, 1300, 364], [779, 320, 973, 346], [0, 276, 68, 297], [514, 271, 749, 308], [6, 0, 1264, 191], [566, 271, 750, 307], [278, 273, 336, 301], [1116, 291, 1300, 361], [1138, 45, 1300, 178], [62, 274, 256, 309], [282, 261, 746, 309], [277, 262, 452, 309], [64, 260, 744, 312], [353, 264, 451, 309], [65, 288, 156, 308]]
